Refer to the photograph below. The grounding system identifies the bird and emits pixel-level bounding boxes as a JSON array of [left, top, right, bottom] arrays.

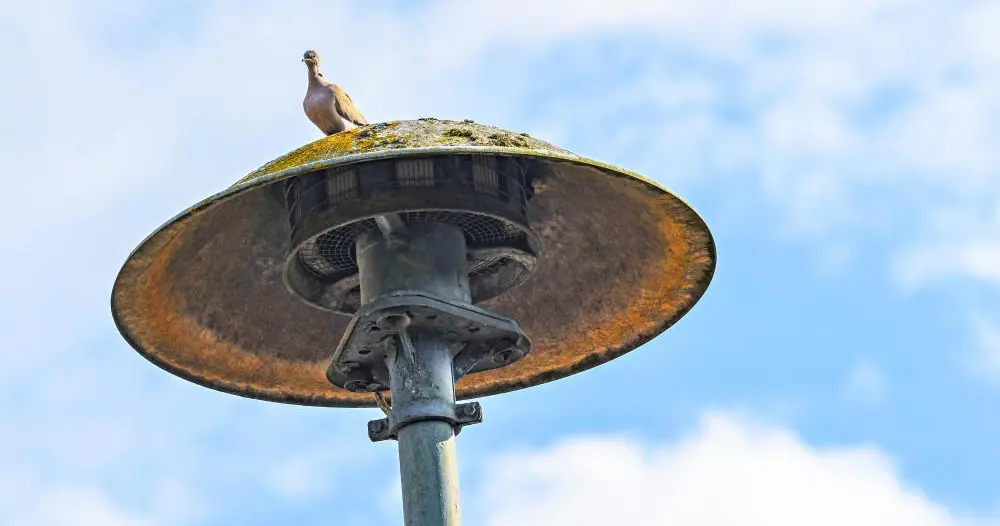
[[301, 49, 368, 135]]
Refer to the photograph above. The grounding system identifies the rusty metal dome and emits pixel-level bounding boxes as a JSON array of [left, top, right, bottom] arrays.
[[110, 119, 716, 407]]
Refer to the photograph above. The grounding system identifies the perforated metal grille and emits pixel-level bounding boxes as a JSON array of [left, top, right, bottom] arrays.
[[285, 155, 530, 242], [469, 254, 507, 279], [286, 154, 534, 281], [298, 211, 527, 279]]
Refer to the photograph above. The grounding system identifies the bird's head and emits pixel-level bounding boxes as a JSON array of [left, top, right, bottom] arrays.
[[302, 49, 320, 67]]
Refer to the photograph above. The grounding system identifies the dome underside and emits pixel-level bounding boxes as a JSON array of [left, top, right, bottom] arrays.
[[111, 120, 715, 407]]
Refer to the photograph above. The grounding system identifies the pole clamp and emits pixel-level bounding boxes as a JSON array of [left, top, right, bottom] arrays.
[[368, 401, 483, 442]]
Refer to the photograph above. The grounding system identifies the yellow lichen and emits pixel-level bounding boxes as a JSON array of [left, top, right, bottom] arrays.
[[234, 119, 562, 188], [236, 122, 410, 185], [351, 122, 408, 152]]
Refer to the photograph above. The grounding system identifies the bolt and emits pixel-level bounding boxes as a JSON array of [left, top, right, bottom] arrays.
[[492, 346, 525, 365], [378, 312, 411, 332], [338, 361, 360, 373], [369, 420, 386, 434], [463, 404, 479, 418], [492, 349, 513, 365], [344, 379, 368, 392]]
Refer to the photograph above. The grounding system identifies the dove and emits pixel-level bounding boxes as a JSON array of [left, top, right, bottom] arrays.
[[302, 49, 368, 135], [301, 50, 407, 258]]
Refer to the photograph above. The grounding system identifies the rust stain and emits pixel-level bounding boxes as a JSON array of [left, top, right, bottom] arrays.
[[454, 180, 713, 398], [116, 211, 367, 406]]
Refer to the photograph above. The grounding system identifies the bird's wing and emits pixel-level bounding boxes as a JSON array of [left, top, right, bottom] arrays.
[[333, 85, 369, 126]]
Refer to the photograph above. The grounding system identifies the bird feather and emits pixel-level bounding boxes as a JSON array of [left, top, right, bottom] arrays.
[[333, 85, 368, 126]]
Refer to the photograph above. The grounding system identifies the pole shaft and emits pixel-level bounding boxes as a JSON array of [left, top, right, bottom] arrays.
[[398, 422, 460, 525], [356, 222, 469, 526], [392, 334, 462, 526]]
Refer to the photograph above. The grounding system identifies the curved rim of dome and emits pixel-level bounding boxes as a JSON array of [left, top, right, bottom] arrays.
[[111, 135, 717, 408]]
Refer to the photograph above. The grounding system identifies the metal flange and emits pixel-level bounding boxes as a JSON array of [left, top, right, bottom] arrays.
[[325, 291, 531, 393]]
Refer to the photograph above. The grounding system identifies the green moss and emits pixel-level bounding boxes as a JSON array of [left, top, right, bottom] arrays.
[[234, 119, 565, 187], [486, 132, 530, 148], [352, 122, 407, 151], [443, 128, 479, 141]]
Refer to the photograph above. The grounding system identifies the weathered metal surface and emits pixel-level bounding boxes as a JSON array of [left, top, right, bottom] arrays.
[[328, 291, 530, 392], [397, 420, 462, 525], [360, 221, 470, 524], [111, 118, 716, 407], [282, 154, 538, 315]]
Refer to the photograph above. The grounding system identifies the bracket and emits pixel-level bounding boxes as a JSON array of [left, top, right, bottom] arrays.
[[325, 291, 531, 392]]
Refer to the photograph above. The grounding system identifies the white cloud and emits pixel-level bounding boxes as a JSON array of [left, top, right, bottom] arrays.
[[843, 360, 889, 405], [472, 413, 992, 526], [4, 484, 156, 526], [900, 239, 1000, 289], [265, 445, 361, 499], [268, 457, 322, 497], [893, 206, 1000, 380], [3, 0, 997, 256], [970, 314, 1000, 381], [895, 205, 1000, 289]]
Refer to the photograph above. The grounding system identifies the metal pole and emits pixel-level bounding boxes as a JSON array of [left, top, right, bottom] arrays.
[[391, 335, 461, 525], [356, 222, 469, 526]]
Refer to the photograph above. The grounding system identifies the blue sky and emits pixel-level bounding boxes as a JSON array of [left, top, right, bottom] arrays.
[[2, 0, 999, 524]]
